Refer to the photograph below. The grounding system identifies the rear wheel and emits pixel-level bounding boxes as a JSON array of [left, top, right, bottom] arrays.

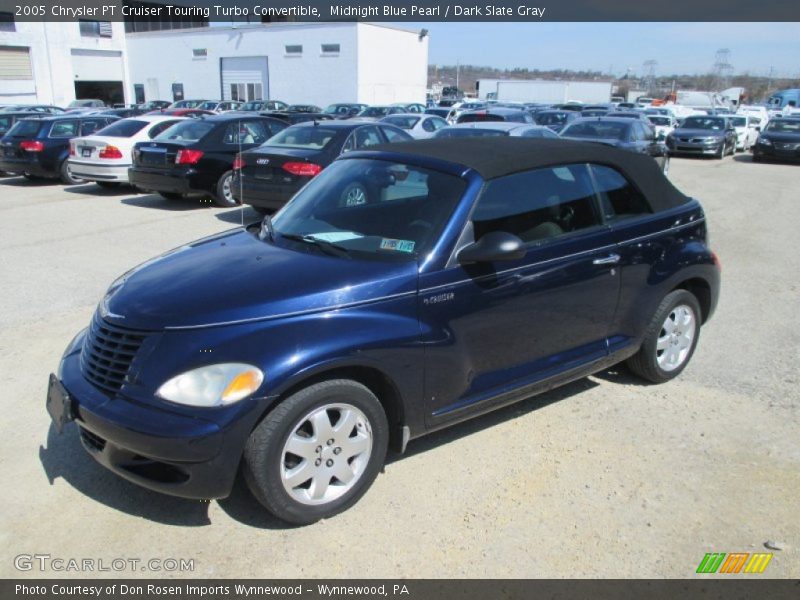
[[158, 192, 184, 200], [243, 379, 389, 525], [60, 160, 84, 185], [627, 289, 702, 383], [214, 170, 238, 207], [715, 142, 726, 159]]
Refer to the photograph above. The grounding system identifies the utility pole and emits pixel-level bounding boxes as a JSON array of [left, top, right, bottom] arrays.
[[456, 59, 460, 92], [767, 66, 774, 91], [711, 48, 733, 91]]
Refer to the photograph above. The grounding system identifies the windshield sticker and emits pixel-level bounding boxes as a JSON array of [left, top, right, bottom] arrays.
[[308, 232, 363, 243], [380, 238, 416, 253]]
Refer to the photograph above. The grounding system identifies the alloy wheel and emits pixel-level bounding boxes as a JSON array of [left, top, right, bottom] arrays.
[[656, 304, 696, 372]]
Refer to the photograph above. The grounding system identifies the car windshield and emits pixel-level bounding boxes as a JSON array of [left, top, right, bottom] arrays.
[[68, 100, 96, 108], [648, 117, 672, 126], [727, 117, 747, 127], [271, 159, 465, 261], [562, 121, 628, 139], [764, 119, 800, 133], [198, 102, 219, 110], [581, 110, 608, 117], [263, 126, 339, 149], [382, 116, 420, 129], [155, 120, 215, 142], [535, 112, 568, 125], [240, 102, 263, 111], [681, 117, 726, 130], [94, 119, 149, 137], [6, 119, 42, 137], [361, 107, 391, 117], [433, 128, 507, 138]]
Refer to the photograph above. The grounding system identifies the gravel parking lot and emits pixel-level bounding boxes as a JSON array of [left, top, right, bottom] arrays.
[[0, 154, 797, 578]]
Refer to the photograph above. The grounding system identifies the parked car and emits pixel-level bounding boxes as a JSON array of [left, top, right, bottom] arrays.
[[129, 114, 287, 206], [551, 103, 584, 112], [647, 115, 678, 141], [198, 101, 244, 113], [665, 115, 738, 159], [146, 108, 214, 118], [560, 117, 670, 174], [447, 101, 488, 123], [167, 100, 210, 109], [724, 115, 759, 152], [47, 137, 720, 525], [356, 106, 405, 120], [533, 110, 581, 133], [231, 120, 413, 212], [67, 115, 187, 188], [752, 117, 800, 163], [286, 104, 324, 114], [456, 108, 534, 124], [136, 100, 171, 111], [0, 114, 118, 183], [0, 104, 65, 114], [392, 103, 427, 114], [424, 108, 451, 119], [606, 111, 651, 121], [432, 122, 559, 139], [380, 113, 449, 138], [736, 105, 770, 128], [323, 103, 368, 119], [66, 99, 106, 111], [259, 111, 335, 125], [0, 112, 47, 175], [239, 100, 289, 112], [89, 107, 148, 119], [580, 109, 609, 118]]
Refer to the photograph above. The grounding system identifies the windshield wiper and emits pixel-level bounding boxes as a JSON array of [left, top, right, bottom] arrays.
[[279, 233, 352, 259]]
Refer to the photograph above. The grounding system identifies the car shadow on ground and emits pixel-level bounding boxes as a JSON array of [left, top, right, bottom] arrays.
[[63, 183, 137, 196], [120, 194, 213, 211], [733, 154, 755, 164], [39, 423, 212, 527], [0, 175, 58, 187], [215, 206, 265, 225]]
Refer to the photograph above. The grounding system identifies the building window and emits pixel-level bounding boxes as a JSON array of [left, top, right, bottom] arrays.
[[192, 48, 207, 58], [0, 12, 15, 32], [285, 45, 302, 56], [134, 84, 145, 104], [0, 46, 33, 80], [230, 83, 263, 102], [321, 43, 340, 55], [79, 20, 113, 38]]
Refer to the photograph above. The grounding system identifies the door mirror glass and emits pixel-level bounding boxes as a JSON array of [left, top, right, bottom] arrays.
[[458, 231, 526, 264]]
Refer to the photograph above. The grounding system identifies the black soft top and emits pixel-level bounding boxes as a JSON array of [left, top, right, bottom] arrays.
[[362, 137, 690, 213]]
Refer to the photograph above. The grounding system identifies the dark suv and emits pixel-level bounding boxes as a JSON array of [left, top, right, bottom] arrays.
[[48, 138, 720, 525], [0, 115, 118, 183], [128, 113, 287, 206]]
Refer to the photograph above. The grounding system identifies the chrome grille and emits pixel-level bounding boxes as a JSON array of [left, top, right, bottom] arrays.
[[80, 315, 147, 394]]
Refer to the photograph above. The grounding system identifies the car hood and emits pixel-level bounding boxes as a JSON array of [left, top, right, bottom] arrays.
[[673, 128, 726, 138], [759, 131, 800, 143], [101, 228, 418, 331]]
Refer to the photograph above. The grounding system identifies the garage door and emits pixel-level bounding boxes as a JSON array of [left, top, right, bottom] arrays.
[[70, 49, 123, 81], [0, 46, 33, 80], [221, 56, 268, 102]]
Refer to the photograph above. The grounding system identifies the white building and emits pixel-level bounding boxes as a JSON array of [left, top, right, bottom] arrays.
[[125, 22, 428, 107], [0, 20, 130, 106]]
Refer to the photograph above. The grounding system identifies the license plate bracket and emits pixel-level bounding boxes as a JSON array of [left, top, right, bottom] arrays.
[[46, 374, 73, 434]]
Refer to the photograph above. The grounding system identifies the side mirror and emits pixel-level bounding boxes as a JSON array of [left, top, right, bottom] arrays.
[[457, 231, 526, 264]]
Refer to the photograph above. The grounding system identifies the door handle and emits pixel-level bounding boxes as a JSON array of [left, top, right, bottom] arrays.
[[593, 253, 621, 266]]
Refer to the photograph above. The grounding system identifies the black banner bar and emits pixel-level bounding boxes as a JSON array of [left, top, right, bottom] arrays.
[[4, 580, 800, 600], [0, 0, 798, 22]]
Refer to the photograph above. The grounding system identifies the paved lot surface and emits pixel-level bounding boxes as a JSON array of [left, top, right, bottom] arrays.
[[0, 154, 797, 578]]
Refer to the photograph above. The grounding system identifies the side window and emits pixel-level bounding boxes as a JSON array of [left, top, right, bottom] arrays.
[[421, 118, 436, 133], [223, 121, 269, 145], [354, 126, 382, 149], [49, 120, 79, 138], [80, 120, 104, 136], [431, 118, 447, 130], [381, 126, 409, 143], [472, 164, 601, 244], [340, 132, 355, 153], [590, 164, 652, 221]]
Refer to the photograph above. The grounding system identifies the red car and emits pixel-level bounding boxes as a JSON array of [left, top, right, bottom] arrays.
[[146, 108, 214, 118]]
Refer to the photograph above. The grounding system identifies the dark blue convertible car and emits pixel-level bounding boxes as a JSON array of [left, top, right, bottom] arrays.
[[48, 137, 720, 524]]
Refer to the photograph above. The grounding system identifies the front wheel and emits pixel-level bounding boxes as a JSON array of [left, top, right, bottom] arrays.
[[243, 380, 389, 525], [214, 170, 239, 207], [626, 289, 702, 383], [715, 142, 726, 159]]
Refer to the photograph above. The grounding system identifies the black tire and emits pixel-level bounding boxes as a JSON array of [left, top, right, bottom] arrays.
[[158, 192, 184, 200], [60, 160, 84, 185], [627, 289, 702, 384], [214, 170, 238, 207], [243, 379, 389, 525], [23, 173, 41, 180], [252, 206, 272, 216], [96, 181, 121, 189], [728, 139, 736, 156], [715, 142, 725, 159]]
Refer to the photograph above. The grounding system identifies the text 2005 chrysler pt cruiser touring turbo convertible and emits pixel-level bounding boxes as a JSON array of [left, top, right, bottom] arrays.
[[48, 138, 720, 524]]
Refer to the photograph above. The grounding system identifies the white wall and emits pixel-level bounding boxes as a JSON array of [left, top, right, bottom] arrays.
[[356, 24, 428, 105], [0, 22, 128, 105], [125, 23, 360, 106]]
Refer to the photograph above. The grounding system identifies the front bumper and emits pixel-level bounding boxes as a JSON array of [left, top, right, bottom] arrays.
[[54, 339, 273, 500], [666, 140, 724, 155], [69, 159, 132, 182], [753, 143, 800, 162]]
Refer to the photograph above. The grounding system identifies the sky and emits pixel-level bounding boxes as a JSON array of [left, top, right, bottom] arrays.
[[396, 22, 800, 78]]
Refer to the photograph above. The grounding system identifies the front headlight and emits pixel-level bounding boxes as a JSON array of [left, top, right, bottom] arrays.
[[758, 137, 772, 146], [156, 363, 264, 407]]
